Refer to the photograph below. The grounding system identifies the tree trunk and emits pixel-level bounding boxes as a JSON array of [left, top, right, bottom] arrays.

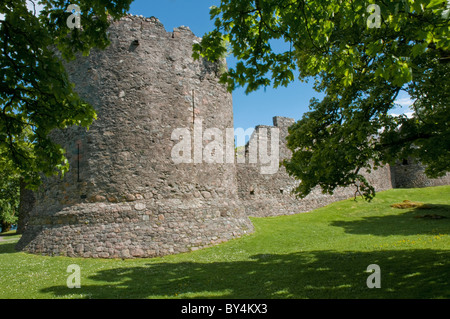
[[16, 179, 36, 235]]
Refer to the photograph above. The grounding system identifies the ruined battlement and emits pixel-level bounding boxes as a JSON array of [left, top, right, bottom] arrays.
[[118, 14, 195, 38], [237, 116, 450, 217]]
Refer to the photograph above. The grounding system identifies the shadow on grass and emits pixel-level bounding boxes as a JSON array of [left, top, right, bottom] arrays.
[[331, 205, 450, 236], [0, 231, 19, 238], [0, 242, 17, 254], [40, 249, 450, 299]]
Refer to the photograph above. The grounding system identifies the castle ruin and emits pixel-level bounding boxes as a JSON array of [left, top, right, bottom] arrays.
[[16, 15, 450, 258]]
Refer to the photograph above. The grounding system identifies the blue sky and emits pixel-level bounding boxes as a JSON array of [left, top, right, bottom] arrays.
[[128, 0, 413, 137], [4, 0, 413, 143], [129, 0, 321, 133]]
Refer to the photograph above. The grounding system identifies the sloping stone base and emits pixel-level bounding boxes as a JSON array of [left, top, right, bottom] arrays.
[[16, 198, 253, 258]]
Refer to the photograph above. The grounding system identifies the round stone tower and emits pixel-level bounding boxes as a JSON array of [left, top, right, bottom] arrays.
[[16, 15, 253, 258]]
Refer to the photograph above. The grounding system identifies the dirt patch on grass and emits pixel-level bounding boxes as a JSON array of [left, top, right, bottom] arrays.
[[391, 200, 448, 220], [391, 200, 426, 209]]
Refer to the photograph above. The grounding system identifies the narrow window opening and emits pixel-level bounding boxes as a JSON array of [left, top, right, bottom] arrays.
[[192, 89, 195, 124], [77, 142, 81, 182]]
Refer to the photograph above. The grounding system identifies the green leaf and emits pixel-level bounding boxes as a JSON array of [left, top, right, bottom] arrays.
[[426, 0, 446, 8], [0, 0, 132, 187]]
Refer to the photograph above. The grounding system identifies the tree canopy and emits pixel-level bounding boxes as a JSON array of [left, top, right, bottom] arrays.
[[0, 0, 133, 189], [194, 0, 450, 200]]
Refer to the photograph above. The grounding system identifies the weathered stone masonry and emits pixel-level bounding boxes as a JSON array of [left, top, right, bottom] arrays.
[[16, 16, 253, 258], [238, 116, 450, 217], [16, 15, 450, 258], [237, 117, 394, 217]]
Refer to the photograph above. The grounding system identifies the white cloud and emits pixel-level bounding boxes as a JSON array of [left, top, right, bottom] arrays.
[[390, 111, 415, 118], [1, 1, 44, 20], [26, 0, 45, 16], [394, 97, 415, 108], [390, 94, 415, 118]]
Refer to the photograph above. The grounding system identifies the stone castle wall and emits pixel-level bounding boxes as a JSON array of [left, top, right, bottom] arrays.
[[391, 158, 450, 189], [16, 15, 450, 259], [237, 117, 394, 217], [16, 15, 253, 258]]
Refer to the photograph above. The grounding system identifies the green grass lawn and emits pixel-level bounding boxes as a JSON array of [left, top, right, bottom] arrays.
[[1, 186, 449, 299]]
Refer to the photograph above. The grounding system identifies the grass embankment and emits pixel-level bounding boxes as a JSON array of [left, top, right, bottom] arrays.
[[1, 186, 449, 299]]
